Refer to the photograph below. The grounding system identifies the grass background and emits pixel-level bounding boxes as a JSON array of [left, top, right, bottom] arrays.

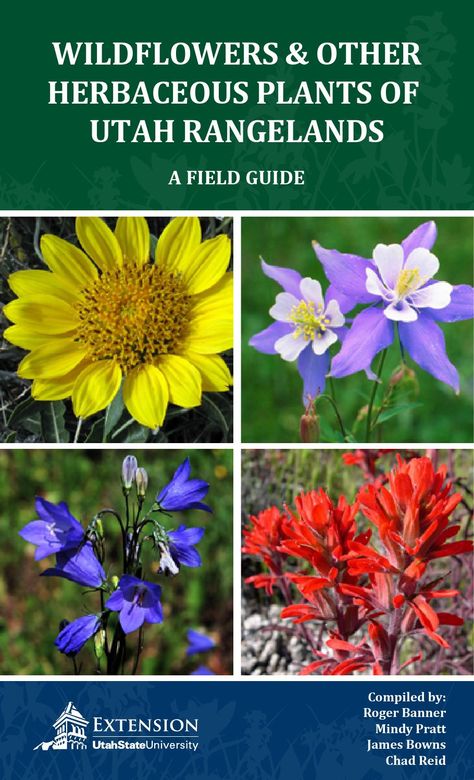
[[242, 217, 474, 443], [0, 448, 233, 675]]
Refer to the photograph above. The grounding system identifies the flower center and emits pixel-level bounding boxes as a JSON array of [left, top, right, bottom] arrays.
[[75, 265, 192, 372], [290, 300, 330, 341], [394, 268, 422, 299]]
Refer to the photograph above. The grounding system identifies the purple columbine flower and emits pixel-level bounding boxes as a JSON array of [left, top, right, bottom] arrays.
[[156, 458, 211, 513], [105, 575, 163, 634], [42, 542, 106, 588], [55, 614, 101, 655], [18, 497, 84, 560], [164, 526, 205, 570], [249, 259, 345, 401], [186, 629, 216, 656], [314, 221, 474, 391]]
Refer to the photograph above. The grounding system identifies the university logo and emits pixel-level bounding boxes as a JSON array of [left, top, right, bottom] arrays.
[[34, 701, 88, 751]]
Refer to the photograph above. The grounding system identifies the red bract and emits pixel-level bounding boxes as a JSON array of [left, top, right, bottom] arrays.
[[243, 453, 473, 675], [242, 506, 289, 593]]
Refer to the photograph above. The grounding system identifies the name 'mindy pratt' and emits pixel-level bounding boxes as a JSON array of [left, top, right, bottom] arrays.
[[89, 117, 385, 144]]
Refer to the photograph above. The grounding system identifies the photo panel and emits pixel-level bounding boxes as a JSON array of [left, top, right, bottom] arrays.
[[0, 447, 233, 675], [242, 448, 473, 676], [242, 216, 474, 444]]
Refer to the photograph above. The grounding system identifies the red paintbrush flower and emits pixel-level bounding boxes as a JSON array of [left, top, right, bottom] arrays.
[[242, 506, 290, 592]]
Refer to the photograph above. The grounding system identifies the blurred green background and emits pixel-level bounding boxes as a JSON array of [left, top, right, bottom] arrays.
[[242, 217, 474, 443], [0, 449, 233, 675]]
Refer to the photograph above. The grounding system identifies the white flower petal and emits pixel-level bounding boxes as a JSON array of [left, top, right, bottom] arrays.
[[324, 299, 345, 327], [274, 332, 307, 361], [384, 300, 418, 322], [269, 292, 299, 322], [409, 281, 452, 309], [366, 268, 394, 300], [373, 243, 404, 287], [300, 277, 323, 307], [312, 329, 338, 355], [404, 247, 439, 279]]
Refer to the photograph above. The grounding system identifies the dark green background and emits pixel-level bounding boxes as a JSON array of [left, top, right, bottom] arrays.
[[242, 217, 474, 443], [0, 2, 472, 208]]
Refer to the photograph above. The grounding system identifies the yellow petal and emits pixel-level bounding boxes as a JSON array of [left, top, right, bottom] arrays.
[[32, 360, 91, 400], [123, 364, 169, 429], [18, 339, 90, 379], [191, 273, 233, 319], [183, 352, 233, 392], [155, 217, 201, 272], [185, 235, 231, 294], [3, 325, 55, 351], [3, 295, 79, 333], [72, 360, 122, 418], [158, 355, 202, 408], [115, 217, 150, 267], [76, 217, 123, 272], [185, 274, 233, 354], [41, 234, 98, 288], [8, 270, 79, 304]]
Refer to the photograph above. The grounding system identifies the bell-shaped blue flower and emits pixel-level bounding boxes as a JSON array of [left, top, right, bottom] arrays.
[[165, 525, 205, 569], [156, 458, 211, 513], [105, 575, 163, 634], [186, 629, 216, 656], [19, 497, 84, 560], [55, 614, 101, 655], [42, 542, 106, 587]]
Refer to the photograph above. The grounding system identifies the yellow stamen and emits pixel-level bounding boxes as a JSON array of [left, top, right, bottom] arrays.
[[395, 268, 422, 298], [290, 300, 327, 341], [75, 265, 192, 372]]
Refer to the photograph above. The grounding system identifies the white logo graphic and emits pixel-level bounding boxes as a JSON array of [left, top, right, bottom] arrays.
[[34, 701, 88, 751]]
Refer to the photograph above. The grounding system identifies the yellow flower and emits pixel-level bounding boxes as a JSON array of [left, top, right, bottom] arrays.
[[3, 217, 233, 429]]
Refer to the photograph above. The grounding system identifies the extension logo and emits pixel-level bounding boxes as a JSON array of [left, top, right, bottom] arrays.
[[34, 701, 88, 751], [33, 701, 200, 752]]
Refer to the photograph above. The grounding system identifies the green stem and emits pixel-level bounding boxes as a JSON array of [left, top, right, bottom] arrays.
[[73, 417, 83, 444], [366, 349, 388, 442], [317, 394, 347, 440]]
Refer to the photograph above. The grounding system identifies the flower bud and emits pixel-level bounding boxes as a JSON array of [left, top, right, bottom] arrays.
[[122, 455, 138, 490], [111, 575, 120, 590], [135, 467, 148, 497], [94, 628, 106, 660], [300, 410, 319, 443]]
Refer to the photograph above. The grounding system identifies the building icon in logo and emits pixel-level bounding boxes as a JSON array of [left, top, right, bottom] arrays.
[[34, 701, 88, 750]]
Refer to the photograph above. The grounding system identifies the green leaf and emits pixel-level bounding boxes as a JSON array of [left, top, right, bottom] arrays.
[[122, 423, 150, 443], [40, 402, 69, 443], [104, 387, 125, 439], [149, 233, 158, 258], [376, 402, 423, 425], [85, 416, 106, 443], [8, 396, 42, 435]]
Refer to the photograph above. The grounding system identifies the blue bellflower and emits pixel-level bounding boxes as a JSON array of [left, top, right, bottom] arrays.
[[165, 526, 205, 569], [105, 575, 163, 634], [42, 542, 106, 588], [249, 259, 345, 401], [191, 665, 215, 675], [156, 458, 211, 513], [19, 497, 84, 560], [314, 221, 474, 391], [55, 614, 101, 655], [186, 629, 216, 656]]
